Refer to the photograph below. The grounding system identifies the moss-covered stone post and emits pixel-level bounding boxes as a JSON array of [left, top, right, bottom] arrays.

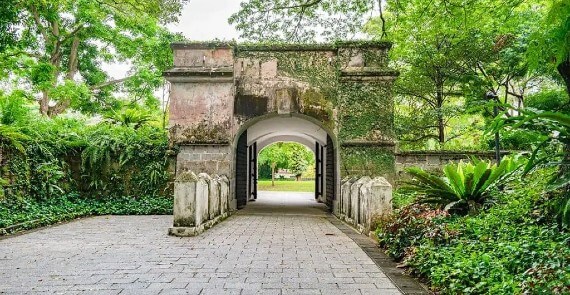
[[336, 42, 399, 180]]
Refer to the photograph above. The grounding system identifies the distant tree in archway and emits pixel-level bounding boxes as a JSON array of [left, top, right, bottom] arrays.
[[258, 142, 314, 185], [290, 147, 310, 181]]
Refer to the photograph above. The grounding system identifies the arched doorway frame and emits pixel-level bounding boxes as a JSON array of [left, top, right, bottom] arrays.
[[231, 113, 340, 211]]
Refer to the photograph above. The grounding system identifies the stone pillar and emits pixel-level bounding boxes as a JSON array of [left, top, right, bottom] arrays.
[[340, 177, 356, 218], [196, 173, 210, 226], [209, 175, 221, 220], [164, 42, 235, 203], [350, 176, 371, 225], [336, 42, 399, 181], [220, 175, 230, 216], [169, 171, 199, 237], [366, 177, 392, 230]]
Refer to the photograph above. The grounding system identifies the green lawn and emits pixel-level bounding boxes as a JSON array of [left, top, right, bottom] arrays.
[[257, 180, 315, 192]]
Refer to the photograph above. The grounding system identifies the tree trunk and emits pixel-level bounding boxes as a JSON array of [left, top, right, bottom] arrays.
[[436, 79, 445, 144], [39, 91, 49, 116], [558, 59, 570, 97], [271, 162, 276, 187]]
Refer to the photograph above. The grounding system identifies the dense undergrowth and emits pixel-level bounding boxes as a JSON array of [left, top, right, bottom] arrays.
[[0, 98, 173, 235], [0, 194, 172, 235], [377, 169, 570, 294]]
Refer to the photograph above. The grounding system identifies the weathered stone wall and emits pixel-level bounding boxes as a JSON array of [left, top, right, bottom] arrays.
[[169, 171, 234, 237], [395, 151, 511, 178], [337, 176, 392, 235], [175, 145, 232, 176]]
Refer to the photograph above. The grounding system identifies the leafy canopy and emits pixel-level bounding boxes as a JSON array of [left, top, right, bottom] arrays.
[[0, 0, 185, 116]]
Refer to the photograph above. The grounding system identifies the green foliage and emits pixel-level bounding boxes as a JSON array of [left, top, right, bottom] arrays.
[[0, 125, 29, 154], [1, 115, 169, 200], [404, 157, 521, 215], [257, 180, 314, 192], [258, 142, 314, 178], [0, 0, 184, 116], [0, 0, 18, 52], [376, 204, 454, 260], [0, 91, 31, 125], [229, 0, 374, 42], [379, 171, 570, 294], [0, 193, 173, 235], [492, 107, 570, 226], [290, 147, 310, 177], [104, 108, 154, 129], [528, 0, 570, 72], [526, 89, 570, 112]]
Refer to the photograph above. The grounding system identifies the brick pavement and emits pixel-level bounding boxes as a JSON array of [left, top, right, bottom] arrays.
[[0, 192, 401, 294]]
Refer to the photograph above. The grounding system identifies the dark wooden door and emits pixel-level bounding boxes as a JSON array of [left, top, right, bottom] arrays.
[[325, 135, 335, 210], [248, 142, 258, 200], [235, 131, 248, 209], [315, 142, 324, 201]]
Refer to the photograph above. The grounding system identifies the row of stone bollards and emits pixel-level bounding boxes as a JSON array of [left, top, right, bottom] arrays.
[[168, 171, 234, 237], [335, 176, 392, 235]]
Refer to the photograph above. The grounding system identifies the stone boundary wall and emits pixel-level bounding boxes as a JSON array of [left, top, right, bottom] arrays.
[[168, 172, 234, 237], [395, 150, 512, 177], [336, 176, 392, 235]]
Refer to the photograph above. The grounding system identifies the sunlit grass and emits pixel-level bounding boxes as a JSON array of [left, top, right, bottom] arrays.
[[257, 180, 315, 192]]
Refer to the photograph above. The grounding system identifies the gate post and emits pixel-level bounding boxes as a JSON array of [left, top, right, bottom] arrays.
[[336, 42, 399, 180]]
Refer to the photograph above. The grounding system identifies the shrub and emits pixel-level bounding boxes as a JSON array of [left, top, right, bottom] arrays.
[[376, 203, 456, 260], [380, 170, 570, 294], [403, 156, 521, 215]]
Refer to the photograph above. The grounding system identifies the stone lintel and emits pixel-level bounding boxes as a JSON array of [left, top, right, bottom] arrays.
[[340, 68, 399, 77], [339, 68, 399, 83], [164, 67, 234, 83], [341, 140, 396, 147]]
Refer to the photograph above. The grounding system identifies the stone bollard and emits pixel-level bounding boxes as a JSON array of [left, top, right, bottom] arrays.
[[350, 176, 371, 226], [366, 177, 392, 231], [220, 175, 229, 217], [341, 177, 356, 217], [196, 173, 211, 226], [209, 175, 221, 220], [169, 171, 199, 237], [359, 179, 373, 229]]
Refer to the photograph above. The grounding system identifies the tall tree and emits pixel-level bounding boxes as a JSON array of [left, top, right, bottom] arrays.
[[229, 0, 381, 42], [369, 0, 539, 146], [0, 0, 185, 117]]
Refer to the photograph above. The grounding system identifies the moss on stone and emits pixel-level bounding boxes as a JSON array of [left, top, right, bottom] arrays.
[[176, 171, 198, 182]]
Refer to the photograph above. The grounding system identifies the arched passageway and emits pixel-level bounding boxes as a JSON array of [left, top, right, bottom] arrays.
[[234, 115, 337, 212]]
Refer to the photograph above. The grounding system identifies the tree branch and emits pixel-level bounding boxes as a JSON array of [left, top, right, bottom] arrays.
[[262, 0, 323, 12], [90, 76, 133, 90], [30, 6, 49, 42]]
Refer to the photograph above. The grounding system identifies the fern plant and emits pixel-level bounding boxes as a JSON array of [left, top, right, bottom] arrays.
[[404, 157, 521, 215]]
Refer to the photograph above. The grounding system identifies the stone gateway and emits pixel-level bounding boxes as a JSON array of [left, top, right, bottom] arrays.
[[164, 41, 399, 236]]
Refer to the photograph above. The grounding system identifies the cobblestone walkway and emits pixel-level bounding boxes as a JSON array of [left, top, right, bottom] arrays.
[[0, 192, 401, 295]]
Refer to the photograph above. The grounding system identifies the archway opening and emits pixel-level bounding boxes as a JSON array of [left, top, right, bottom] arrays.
[[234, 115, 337, 212]]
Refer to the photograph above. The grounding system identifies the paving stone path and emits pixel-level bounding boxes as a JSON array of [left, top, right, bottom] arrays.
[[0, 192, 402, 295]]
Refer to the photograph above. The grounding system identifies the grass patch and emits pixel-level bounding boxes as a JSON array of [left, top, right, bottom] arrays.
[[257, 180, 315, 192]]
